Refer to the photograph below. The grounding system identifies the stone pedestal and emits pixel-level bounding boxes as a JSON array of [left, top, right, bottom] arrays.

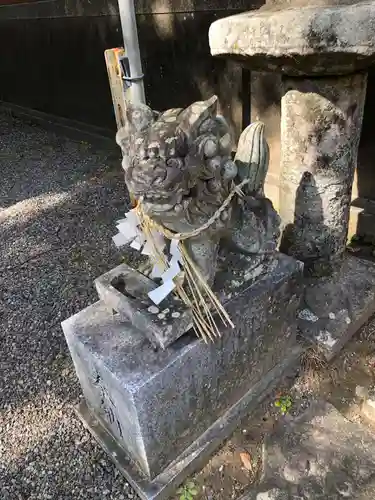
[[62, 254, 302, 500], [209, 0, 375, 357]]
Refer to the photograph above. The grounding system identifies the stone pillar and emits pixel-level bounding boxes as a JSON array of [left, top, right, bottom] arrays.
[[279, 73, 367, 277], [209, 1, 375, 358]]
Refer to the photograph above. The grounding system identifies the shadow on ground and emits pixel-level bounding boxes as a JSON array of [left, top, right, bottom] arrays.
[[0, 114, 141, 500]]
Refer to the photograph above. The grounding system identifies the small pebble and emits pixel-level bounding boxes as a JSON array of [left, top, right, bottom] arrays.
[[171, 311, 181, 318], [157, 313, 165, 320], [162, 308, 170, 314], [147, 306, 159, 314]]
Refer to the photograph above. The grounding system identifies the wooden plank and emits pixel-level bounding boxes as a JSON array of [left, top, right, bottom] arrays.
[[105, 47, 137, 205], [104, 47, 129, 131]]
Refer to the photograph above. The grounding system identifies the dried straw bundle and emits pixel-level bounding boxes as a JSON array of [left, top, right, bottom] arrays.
[[136, 203, 234, 343]]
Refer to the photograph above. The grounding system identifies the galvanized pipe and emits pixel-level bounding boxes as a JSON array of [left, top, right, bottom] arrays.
[[117, 0, 146, 105]]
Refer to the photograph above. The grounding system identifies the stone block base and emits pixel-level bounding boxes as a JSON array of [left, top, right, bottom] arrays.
[[76, 348, 301, 500], [62, 254, 302, 498], [350, 198, 375, 241], [298, 256, 375, 361]]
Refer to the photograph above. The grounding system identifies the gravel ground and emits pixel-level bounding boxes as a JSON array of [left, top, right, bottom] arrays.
[[0, 114, 138, 500], [3, 113, 375, 500]]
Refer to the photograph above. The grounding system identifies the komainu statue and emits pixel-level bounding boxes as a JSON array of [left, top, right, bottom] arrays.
[[116, 96, 280, 284]]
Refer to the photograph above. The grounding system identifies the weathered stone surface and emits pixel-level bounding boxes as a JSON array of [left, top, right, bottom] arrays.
[[95, 264, 193, 350], [62, 253, 301, 482], [116, 96, 279, 285], [361, 386, 375, 424], [298, 256, 375, 360], [76, 351, 301, 500], [209, 1, 375, 76], [240, 400, 375, 499], [279, 74, 367, 276]]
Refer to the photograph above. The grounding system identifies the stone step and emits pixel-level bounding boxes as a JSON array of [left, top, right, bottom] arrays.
[[238, 400, 375, 500]]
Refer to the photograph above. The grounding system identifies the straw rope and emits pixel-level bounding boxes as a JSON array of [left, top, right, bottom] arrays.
[[133, 178, 253, 341], [140, 178, 249, 242]]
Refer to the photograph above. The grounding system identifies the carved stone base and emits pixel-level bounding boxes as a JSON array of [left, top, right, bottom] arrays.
[[76, 350, 301, 500], [62, 254, 302, 498], [298, 255, 375, 360]]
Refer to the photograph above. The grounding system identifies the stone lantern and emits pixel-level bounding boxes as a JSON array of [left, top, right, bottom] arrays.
[[209, 0, 375, 359]]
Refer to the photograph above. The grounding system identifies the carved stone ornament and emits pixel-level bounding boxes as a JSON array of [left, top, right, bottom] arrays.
[[116, 95, 280, 285]]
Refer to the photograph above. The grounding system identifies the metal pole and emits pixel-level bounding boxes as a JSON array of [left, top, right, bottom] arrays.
[[117, 0, 146, 105]]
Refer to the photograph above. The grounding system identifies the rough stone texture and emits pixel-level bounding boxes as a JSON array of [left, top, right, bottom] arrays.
[[95, 263, 193, 349], [298, 255, 375, 360], [279, 74, 367, 276], [361, 386, 375, 424], [209, 1, 375, 76], [250, 69, 375, 244], [76, 350, 301, 500], [62, 253, 302, 482], [115, 96, 237, 285], [239, 400, 375, 499], [116, 96, 279, 285]]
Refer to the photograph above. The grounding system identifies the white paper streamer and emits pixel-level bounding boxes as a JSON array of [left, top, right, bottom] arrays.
[[141, 239, 155, 256], [125, 208, 140, 226], [114, 208, 178, 305], [117, 220, 139, 241], [148, 253, 181, 305], [160, 256, 180, 283], [151, 262, 167, 279], [170, 238, 182, 263], [150, 228, 166, 252], [130, 233, 146, 251], [148, 280, 176, 305], [113, 232, 132, 248]]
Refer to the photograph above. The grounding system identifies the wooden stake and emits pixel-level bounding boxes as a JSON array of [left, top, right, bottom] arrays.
[[104, 48, 128, 131]]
